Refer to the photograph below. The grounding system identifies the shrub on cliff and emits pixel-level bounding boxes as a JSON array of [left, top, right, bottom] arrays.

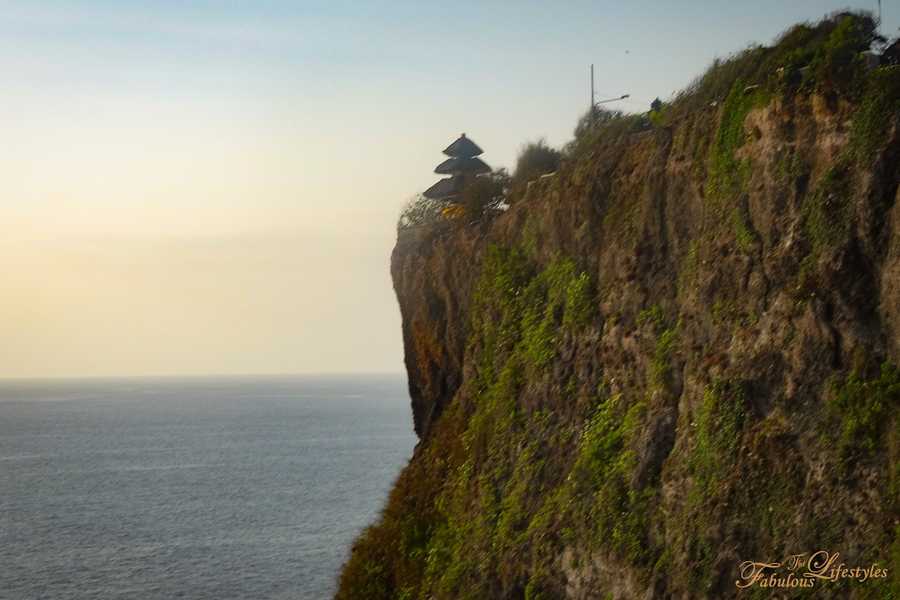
[[572, 106, 622, 141], [508, 139, 561, 202], [397, 194, 443, 230], [461, 168, 510, 220], [648, 97, 668, 126], [563, 106, 651, 159], [513, 139, 561, 181]]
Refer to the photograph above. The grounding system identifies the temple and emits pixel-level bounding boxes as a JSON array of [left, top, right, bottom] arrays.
[[423, 133, 491, 202]]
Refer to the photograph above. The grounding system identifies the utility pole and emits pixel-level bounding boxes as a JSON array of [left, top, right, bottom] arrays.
[[590, 64, 596, 123]]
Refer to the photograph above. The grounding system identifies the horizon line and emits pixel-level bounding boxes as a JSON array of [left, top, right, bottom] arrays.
[[0, 370, 407, 383]]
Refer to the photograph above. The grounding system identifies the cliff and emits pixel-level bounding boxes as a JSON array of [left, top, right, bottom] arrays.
[[339, 14, 900, 599]]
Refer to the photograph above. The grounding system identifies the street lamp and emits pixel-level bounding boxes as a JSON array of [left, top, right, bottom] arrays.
[[595, 94, 630, 106]]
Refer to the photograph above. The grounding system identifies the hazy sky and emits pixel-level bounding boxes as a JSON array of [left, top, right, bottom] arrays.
[[2, 1, 896, 378]]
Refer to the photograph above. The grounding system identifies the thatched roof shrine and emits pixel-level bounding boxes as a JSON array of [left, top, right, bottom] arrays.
[[424, 134, 491, 202]]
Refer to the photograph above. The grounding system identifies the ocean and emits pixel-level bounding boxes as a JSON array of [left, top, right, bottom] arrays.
[[0, 375, 416, 600]]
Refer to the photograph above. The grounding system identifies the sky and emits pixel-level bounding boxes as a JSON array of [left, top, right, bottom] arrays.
[[1, 0, 896, 378]]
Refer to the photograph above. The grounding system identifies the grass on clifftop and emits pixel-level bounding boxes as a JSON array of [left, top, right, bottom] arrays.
[[565, 12, 882, 160], [670, 12, 881, 118]]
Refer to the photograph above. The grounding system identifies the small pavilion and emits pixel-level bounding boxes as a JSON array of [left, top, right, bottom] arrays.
[[423, 133, 491, 202]]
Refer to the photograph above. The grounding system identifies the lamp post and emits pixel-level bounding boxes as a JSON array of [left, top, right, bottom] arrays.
[[590, 64, 629, 124]]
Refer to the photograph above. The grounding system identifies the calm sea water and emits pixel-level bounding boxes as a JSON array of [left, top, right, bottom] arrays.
[[0, 375, 416, 600]]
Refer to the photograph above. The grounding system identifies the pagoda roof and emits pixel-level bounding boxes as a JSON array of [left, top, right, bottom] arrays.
[[434, 156, 491, 175], [423, 176, 464, 200], [442, 133, 483, 158]]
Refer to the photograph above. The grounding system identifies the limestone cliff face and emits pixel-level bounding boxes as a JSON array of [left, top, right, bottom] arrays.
[[339, 16, 900, 600]]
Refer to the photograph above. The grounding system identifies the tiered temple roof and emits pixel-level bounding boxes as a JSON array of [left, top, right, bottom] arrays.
[[442, 134, 483, 158], [423, 133, 490, 201], [434, 156, 491, 175]]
